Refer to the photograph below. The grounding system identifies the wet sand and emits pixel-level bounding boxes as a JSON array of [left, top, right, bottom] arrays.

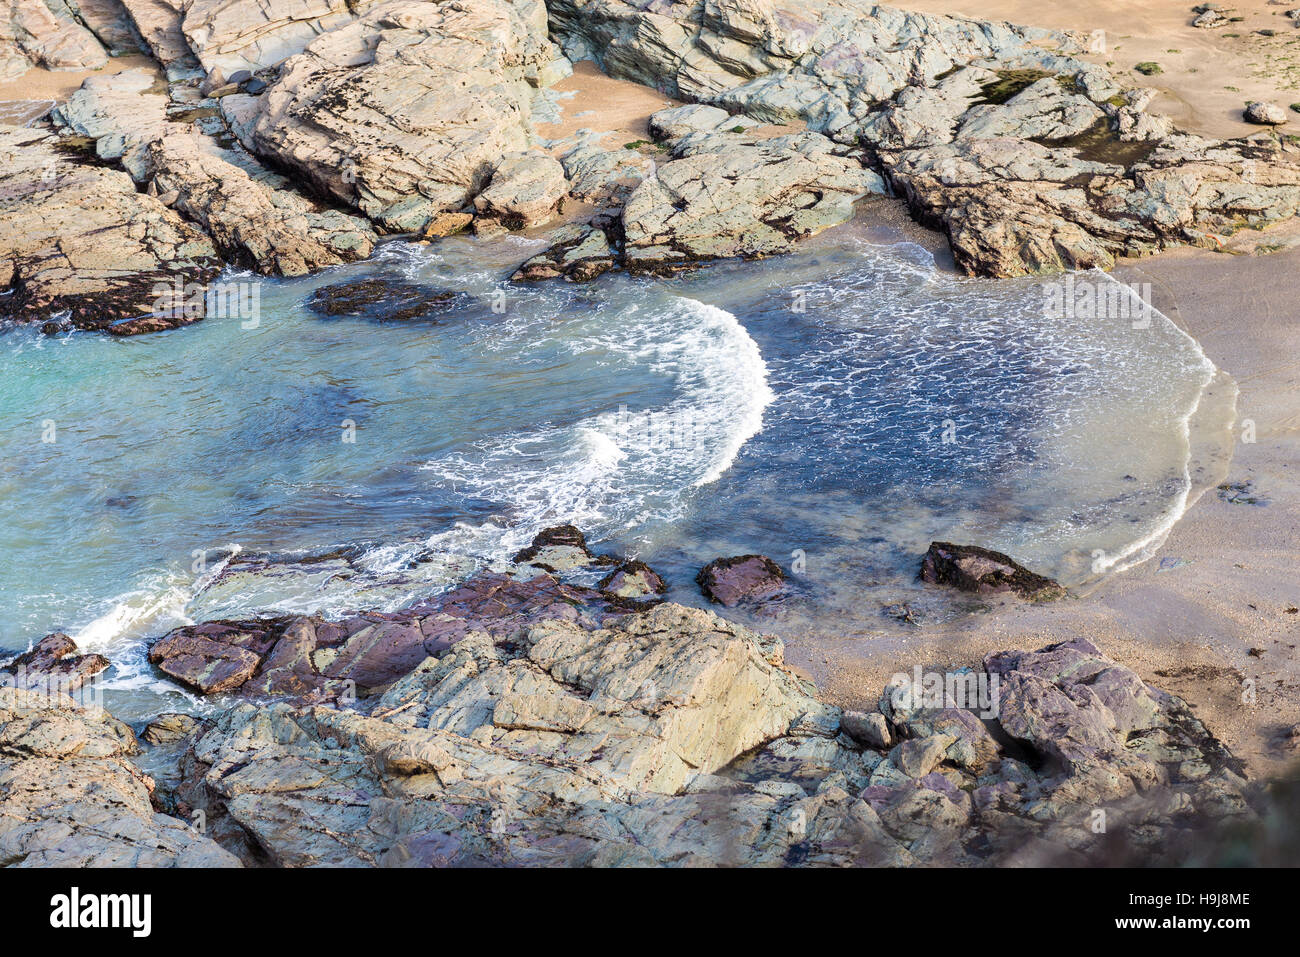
[[793, 223, 1300, 781]]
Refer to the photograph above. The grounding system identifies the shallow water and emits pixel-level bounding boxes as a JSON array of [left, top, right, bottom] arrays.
[[0, 224, 1233, 720]]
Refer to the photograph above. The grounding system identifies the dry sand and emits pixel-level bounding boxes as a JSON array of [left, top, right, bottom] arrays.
[[0, 55, 157, 125], [905, 0, 1300, 139]]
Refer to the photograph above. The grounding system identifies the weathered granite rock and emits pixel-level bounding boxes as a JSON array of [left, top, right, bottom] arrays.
[[919, 542, 1065, 600], [0, 687, 239, 866], [473, 151, 568, 229], [178, 0, 372, 76], [0, 124, 223, 333], [245, 0, 565, 233], [150, 594, 1256, 868], [55, 68, 378, 277], [697, 554, 787, 607], [550, 0, 1300, 277], [148, 571, 632, 703], [1, 633, 109, 694], [622, 129, 884, 272]]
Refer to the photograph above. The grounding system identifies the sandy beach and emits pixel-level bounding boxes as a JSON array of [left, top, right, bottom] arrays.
[[905, 0, 1300, 140]]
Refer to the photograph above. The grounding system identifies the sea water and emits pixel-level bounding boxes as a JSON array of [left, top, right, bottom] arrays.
[[0, 224, 1235, 719]]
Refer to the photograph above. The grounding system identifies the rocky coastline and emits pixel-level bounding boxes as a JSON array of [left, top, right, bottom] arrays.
[[3, 0, 1298, 869], [4, 0, 1300, 331], [0, 527, 1279, 866]]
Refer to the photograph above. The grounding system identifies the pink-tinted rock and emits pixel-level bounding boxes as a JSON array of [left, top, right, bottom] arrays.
[[696, 554, 786, 607], [2, 633, 109, 692]]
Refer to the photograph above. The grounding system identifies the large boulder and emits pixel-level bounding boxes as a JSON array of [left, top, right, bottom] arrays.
[[919, 542, 1065, 601], [244, 0, 566, 233], [696, 554, 787, 607]]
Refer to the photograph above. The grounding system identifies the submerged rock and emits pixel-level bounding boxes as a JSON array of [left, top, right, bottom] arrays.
[[305, 277, 470, 323], [697, 554, 787, 607], [919, 542, 1066, 601]]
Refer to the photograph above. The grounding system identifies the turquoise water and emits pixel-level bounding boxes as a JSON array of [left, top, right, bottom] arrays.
[[0, 225, 1230, 717]]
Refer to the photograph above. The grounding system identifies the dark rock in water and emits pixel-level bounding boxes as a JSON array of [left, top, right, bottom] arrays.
[[598, 560, 668, 599], [919, 542, 1065, 601], [2, 633, 110, 692], [40, 319, 70, 336], [696, 554, 786, 607], [511, 524, 608, 571], [305, 277, 470, 324]]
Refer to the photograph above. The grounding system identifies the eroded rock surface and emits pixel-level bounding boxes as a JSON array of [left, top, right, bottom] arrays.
[[0, 686, 239, 866], [0, 125, 223, 332], [547, 0, 1300, 276]]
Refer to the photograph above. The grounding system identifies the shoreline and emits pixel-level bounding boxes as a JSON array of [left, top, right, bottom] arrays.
[[792, 219, 1300, 782]]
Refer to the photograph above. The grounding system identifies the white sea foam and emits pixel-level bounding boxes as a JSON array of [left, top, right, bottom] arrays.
[[414, 295, 775, 558]]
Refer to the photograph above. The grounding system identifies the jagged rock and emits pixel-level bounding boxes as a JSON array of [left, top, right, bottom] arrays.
[[1245, 101, 1288, 125], [0, 125, 223, 333], [622, 131, 885, 273], [840, 710, 892, 750], [473, 151, 568, 229], [0, 688, 239, 866], [141, 712, 204, 746], [148, 571, 631, 703], [919, 542, 1065, 600], [245, 0, 565, 233], [55, 69, 377, 277], [152, 592, 1255, 867], [178, 0, 366, 76], [550, 0, 1300, 278], [1, 633, 109, 694], [697, 554, 787, 607], [598, 560, 667, 599], [2, 0, 108, 75], [511, 524, 597, 570], [511, 222, 616, 282], [64, 0, 143, 56]]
